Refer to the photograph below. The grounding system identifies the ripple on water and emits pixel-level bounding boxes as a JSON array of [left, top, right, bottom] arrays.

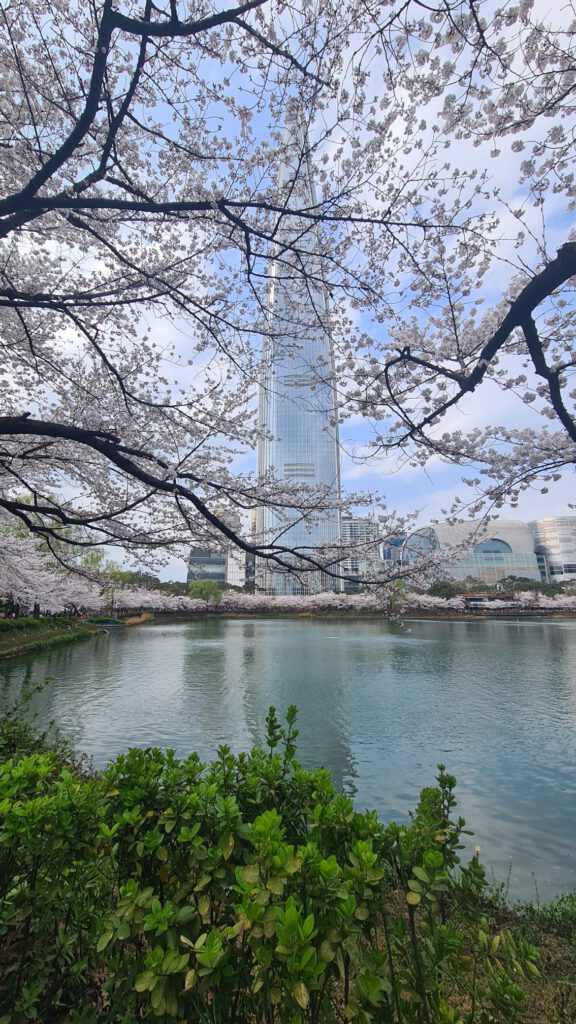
[[1, 617, 575, 901]]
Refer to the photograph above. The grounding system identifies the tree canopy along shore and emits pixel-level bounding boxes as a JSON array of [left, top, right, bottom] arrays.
[[1, 0, 575, 587]]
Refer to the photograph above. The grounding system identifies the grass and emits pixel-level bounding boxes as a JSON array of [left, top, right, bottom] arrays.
[[0, 616, 101, 659], [486, 891, 576, 1023]]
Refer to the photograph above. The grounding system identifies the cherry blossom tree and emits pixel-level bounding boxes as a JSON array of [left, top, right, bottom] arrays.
[[0, 515, 105, 611], [338, 2, 576, 516], [1, 0, 574, 587], [0, 512, 213, 611]]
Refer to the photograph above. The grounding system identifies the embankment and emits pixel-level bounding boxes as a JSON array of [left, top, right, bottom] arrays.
[[0, 618, 103, 659]]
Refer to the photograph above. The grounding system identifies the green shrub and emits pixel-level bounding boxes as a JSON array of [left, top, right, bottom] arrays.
[[511, 892, 576, 945], [0, 617, 42, 632], [0, 680, 58, 761], [540, 893, 576, 939], [0, 616, 72, 633], [0, 706, 542, 1024]]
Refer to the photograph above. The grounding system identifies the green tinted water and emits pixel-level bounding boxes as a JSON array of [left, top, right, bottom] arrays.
[[1, 616, 575, 901]]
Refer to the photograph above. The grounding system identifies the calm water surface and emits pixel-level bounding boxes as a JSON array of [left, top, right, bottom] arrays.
[[1, 617, 575, 901]]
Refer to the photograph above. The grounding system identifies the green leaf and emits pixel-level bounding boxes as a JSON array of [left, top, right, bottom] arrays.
[[424, 850, 444, 870], [183, 968, 197, 991], [218, 832, 234, 860], [134, 970, 157, 993], [302, 913, 315, 939], [175, 905, 197, 925], [293, 980, 309, 1009], [163, 949, 189, 973], [366, 867, 384, 882], [406, 891, 421, 906], [413, 866, 430, 883], [194, 874, 211, 892], [320, 940, 334, 963], [150, 978, 166, 1013], [181, 932, 203, 950], [286, 853, 302, 874], [96, 929, 113, 953], [241, 864, 260, 884]]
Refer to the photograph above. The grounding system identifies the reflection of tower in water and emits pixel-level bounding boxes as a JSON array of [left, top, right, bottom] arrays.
[[180, 619, 258, 757], [179, 619, 357, 795], [256, 104, 341, 595], [238, 620, 358, 796]]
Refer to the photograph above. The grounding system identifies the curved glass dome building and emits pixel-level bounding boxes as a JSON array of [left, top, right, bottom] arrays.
[[402, 519, 541, 585]]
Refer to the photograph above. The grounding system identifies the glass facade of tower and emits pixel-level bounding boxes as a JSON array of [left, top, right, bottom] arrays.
[[340, 514, 382, 592], [529, 517, 576, 581], [256, 107, 341, 594]]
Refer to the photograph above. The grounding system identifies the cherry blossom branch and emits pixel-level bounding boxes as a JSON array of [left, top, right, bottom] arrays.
[[0, 415, 366, 584], [378, 242, 576, 445], [520, 314, 576, 444]]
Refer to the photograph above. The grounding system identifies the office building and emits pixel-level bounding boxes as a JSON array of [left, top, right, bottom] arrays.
[[188, 507, 246, 588], [255, 104, 341, 594], [187, 548, 226, 584], [340, 514, 382, 591], [529, 517, 576, 581]]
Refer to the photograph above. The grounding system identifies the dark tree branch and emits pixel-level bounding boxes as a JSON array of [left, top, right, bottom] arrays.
[[111, 0, 266, 39], [0, 0, 114, 214], [0, 416, 362, 584], [521, 314, 576, 444], [379, 242, 576, 444]]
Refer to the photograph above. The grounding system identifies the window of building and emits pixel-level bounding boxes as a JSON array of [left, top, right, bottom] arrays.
[[402, 528, 439, 561], [473, 538, 513, 553]]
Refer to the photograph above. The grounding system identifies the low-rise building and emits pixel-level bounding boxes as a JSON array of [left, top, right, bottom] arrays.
[[402, 519, 541, 585]]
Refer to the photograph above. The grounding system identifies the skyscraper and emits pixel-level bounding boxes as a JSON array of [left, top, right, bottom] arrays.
[[256, 105, 341, 594]]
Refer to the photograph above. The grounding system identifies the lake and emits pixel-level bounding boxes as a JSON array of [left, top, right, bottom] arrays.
[[1, 616, 575, 902]]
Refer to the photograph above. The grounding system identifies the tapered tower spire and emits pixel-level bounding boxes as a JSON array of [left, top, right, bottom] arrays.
[[256, 104, 341, 594]]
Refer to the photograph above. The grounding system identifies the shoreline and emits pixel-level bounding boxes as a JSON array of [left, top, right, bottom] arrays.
[[153, 607, 576, 622], [0, 621, 104, 660], [1, 607, 573, 659]]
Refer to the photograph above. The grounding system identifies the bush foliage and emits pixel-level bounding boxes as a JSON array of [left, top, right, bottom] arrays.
[[0, 706, 543, 1024], [0, 616, 72, 633]]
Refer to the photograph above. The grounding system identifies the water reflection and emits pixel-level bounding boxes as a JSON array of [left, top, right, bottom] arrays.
[[1, 616, 575, 901]]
